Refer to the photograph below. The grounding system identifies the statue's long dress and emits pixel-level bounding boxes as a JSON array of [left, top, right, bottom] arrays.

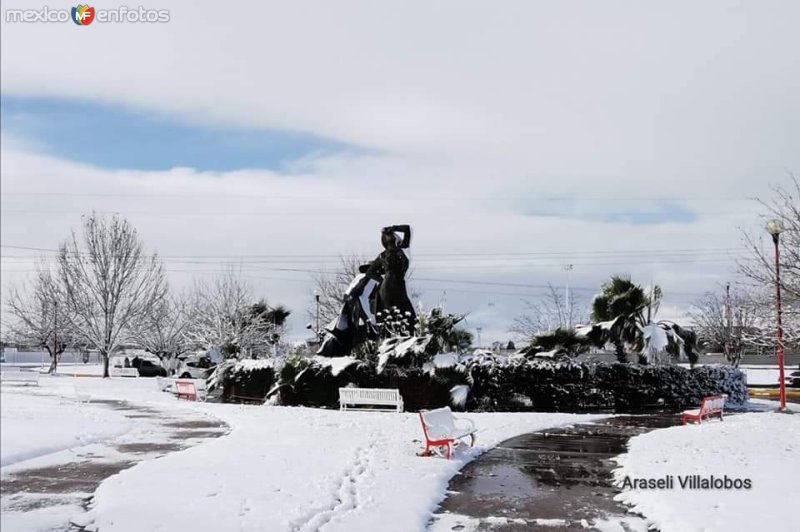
[[367, 248, 416, 323]]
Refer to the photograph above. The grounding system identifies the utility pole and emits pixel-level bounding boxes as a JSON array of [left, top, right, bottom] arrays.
[[564, 264, 573, 328], [476, 327, 483, 349], [725, 282, 732, 338], [52, 301, 58, 375], [314, 290, 321, 341], [725, 282, 733, 362]]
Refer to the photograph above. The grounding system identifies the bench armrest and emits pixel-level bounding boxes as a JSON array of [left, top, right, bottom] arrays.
[[453, 416, 476, 433], [423, 422, 454, 439]]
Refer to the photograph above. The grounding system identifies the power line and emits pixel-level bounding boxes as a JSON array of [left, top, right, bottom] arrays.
[[0, 209, 748, 218], [1, 192, 756, 201], [0, 244, 747, 259]]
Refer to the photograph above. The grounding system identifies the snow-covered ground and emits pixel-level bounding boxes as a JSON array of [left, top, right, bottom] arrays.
[[1, 362, 106, 377], [1, 387, 131, 467], [613, 407, 800, 532], [739, 365, 782, 386], [2, 376, 604, 532]]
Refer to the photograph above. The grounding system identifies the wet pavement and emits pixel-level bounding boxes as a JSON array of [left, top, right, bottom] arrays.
[[430, 413, 684, 531], [0, 398, 229, 528]]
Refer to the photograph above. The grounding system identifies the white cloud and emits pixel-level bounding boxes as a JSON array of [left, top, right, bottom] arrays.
[[1, 0, 798, 342]]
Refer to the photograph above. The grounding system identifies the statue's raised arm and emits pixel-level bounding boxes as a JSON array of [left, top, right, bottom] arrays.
[[382, 225, 411, 249]]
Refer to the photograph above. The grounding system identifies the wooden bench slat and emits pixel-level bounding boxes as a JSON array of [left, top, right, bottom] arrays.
[[419, 407, 476, 459], [681, 394, 726, 424], [0, 371, 41, 386], [338, 388, 403, 412]]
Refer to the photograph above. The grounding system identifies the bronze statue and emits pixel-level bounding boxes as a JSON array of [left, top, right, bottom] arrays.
[[317, 224, 416, 357], [361, 224, 415, 328]]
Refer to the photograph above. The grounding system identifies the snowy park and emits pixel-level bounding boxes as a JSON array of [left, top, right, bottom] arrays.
[[2, 373, 798, 532]]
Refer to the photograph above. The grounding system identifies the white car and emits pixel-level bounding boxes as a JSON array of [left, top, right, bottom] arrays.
[[174, 356, 214, 380]]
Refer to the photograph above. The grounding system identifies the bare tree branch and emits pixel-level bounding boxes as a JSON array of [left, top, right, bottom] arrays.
[[5, 263, 75, 374], [510, 284, 588, 341], [57, 213, 167, 377]]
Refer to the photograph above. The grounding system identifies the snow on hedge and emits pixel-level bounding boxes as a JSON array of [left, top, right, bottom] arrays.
[[312, 355, 359, 377], [233, 359, 274, 372], [613, 412, 800, 532]]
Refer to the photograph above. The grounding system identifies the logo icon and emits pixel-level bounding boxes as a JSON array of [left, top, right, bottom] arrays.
[[71, 4, 95, 25]]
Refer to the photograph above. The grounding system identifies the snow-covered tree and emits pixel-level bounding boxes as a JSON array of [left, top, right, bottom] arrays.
[[511, 283, 587, 340], [133, 292, 193, 365], [5, 266, 75, 374], [590, 276, 652, 362], [521, 327, 591, 359], [587, 277, 696, 364], [690, 286, 760, 367], [736, 175, 800, 354], [738, 288, 800, 352], [740, 174, 800, 301], [186, 271, 288, 359], [57, 214, 167, 378]]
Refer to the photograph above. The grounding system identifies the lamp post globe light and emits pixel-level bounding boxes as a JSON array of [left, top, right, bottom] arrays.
[[766, 218, 787, 412]]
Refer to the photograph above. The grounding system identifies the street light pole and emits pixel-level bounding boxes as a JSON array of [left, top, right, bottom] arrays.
[[564, 264, 573, 328], [314, 290, 321, 341], [766, 219, 786, 412]]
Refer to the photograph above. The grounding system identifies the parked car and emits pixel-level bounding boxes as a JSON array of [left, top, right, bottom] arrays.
[[175, 355, 214, 380], [131, 357, 167, 377], [787, 367, 800, 388]]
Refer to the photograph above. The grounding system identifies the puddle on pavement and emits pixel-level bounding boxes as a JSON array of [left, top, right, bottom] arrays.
[[115, 442, 186, 454], [163, 420, 226, 429], [0, 461, 136, 495], [170, 429, 227, 439], [431, 413, 685, 531]]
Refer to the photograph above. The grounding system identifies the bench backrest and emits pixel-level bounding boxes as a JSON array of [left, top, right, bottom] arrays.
[[339, 388, 400, 403], [700, 394, 725, 414], [0, 371, 40, 383], [175, 380, 197, 397], [420, 407, 456, 440]]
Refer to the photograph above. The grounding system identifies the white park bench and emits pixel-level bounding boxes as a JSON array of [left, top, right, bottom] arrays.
[[109, 367, 139, 378], [338, 387, 404, 412], [681, 394, 726, 424], [0, 371, 40, 386], [418, 406, 476, 459], [73, 383, 92, 405]]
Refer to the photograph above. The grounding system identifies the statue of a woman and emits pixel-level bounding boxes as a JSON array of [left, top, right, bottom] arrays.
[[362, 224, 415, 328], [317, 225, 416, 357]]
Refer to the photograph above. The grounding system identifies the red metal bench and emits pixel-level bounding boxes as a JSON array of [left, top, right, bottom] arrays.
[[681, 394, 726, 424], [418, 407, 476, 459], [175, 379, 197, 401]]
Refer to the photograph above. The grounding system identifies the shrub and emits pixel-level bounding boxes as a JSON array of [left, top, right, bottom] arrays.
[[220, 360, 276, 404], [216, 356, 748, 412]]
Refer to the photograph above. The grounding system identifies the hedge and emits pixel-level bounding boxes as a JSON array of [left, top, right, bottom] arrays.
[[216, 356, 748, 412]]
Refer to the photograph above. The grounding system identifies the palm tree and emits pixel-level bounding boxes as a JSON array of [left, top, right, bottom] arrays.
[[523, 327, 591, 359], [591, 276, 652, 363]]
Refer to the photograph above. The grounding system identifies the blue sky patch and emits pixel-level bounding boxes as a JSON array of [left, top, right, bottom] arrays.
[[1, 95, 354, 172]]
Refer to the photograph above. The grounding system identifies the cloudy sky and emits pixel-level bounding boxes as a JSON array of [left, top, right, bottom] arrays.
[[1, 1, 798, 343]]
